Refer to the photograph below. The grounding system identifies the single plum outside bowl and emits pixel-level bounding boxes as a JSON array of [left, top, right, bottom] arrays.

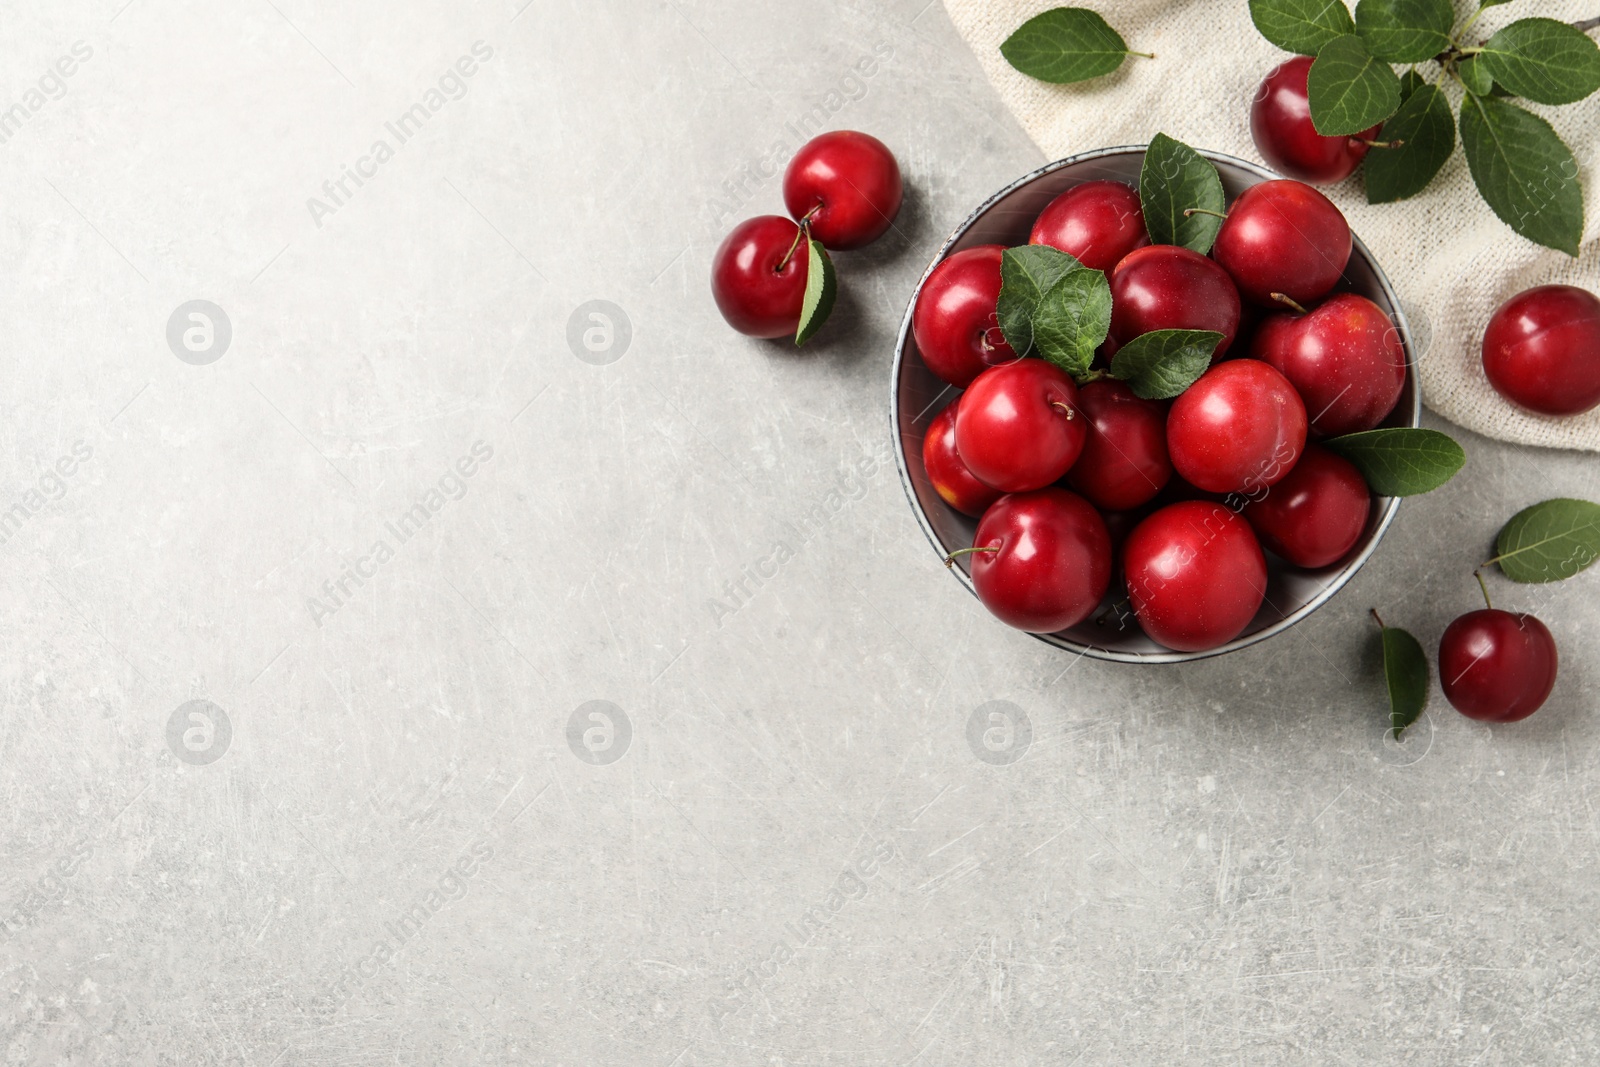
[[890, 145, 1423, 664]]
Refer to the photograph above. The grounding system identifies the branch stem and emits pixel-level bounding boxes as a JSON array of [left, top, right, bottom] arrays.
[[944, 546, 1000, 569], [777, 224, 809, 272], [776, 207, 822, 272], [1269, 293, 1310, 315]]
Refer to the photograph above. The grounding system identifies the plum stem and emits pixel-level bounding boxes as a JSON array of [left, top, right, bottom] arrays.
[[776, 229, 806, 272], [944, 546, 1000, 569], [1370, 608, 1387, 630], [1183, 207, 1229, 220], [1474, 569, 1493, 611], [1050, 401, 1076, 420], [1269, 292, 1310, 315], [1360, 138, 1406, 149], [775, 207, 821, 272]]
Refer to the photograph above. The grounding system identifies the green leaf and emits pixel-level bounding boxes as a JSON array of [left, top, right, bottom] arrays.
[[1364, 83, 1455, 203], [997, 245, 1084, 356], [1376, 618, 1429, 740], [1031, 267, 1113, 380], [1138, 133, 1226, 254], [1459, 94, 1583, 257], [1323, 428, 1465, 496], [794, 238, 835, 346], [1478, 18, 1600, 106], [1000, 8, 1139, 84], [1354, 0, 1453, 63], [1108, 329, 1221, 399], [1490, 498, 1600, 584], [1398, 67, 1426, 100], [1457, 55, 1494, 97], [1309, 34, 1403, 136], [1249, 0, 1355, 55]]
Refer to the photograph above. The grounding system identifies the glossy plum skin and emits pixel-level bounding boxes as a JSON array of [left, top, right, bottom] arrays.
[[1481, 285, 1600, 417], [1241, 444, 1370, 568], [1440, 610, 1559, 723], [1122, 501, 1268, 652], [1212, 180, 1352, 307], [913, 245, 1017, 387], [922, 400, 1003, 518], [967, 489, 1111, 633], [782, 130, 902, 250], [1064, 380, 1172, 511], [955, 360, 1087, 493], [711, 215, 808, 338], [1029, 180, 1150, 273], [1251, 57, 1380, 184], [1166, 359, 1307, 494], [1109, 245, 1242, 356], [1252, 292, 1407, 436]]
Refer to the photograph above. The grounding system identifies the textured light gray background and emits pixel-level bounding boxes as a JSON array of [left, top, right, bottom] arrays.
[[2, 1, 1598, 1064]]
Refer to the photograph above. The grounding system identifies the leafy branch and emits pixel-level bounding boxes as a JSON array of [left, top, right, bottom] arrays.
[[1249, 0, 1600, 255]]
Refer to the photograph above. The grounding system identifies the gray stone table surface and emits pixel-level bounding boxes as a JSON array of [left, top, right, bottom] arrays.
[[2, 0, 1598, 1064]]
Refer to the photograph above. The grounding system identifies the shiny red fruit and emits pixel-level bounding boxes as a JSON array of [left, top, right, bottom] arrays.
[[1123, 501, 1268, 652], [922, 399, 1003, 518], [1481, 285, 1600, 417], [966, 488, 1111, 633], [1241, 444, 1370, 568], [1064, 380, 1171, 511], [1167, 359, 1307, 494], [1212, 180, 1352, 307], [783, 130, 903, 250], [1440, 609, 1559, 723], [955, 360, 1087, 493], [1251, 57, 1381, 184], [711, 215, 809, 338], [913, 245, 1017, 387], [1251, 292, 1407, 436], [1109, 245, 1242, 356], [1029, 180, 1150, 273]]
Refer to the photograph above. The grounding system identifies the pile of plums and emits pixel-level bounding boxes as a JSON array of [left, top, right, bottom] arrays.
[[712, 131, 902, 339], [917, 175, 1407, 653]]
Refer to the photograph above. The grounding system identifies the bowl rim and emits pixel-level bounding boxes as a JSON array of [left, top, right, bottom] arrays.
[[889, 144, 1423, 664]]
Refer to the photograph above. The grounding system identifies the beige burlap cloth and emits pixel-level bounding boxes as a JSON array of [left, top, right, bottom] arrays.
[[943, 0, 1600, 451]]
